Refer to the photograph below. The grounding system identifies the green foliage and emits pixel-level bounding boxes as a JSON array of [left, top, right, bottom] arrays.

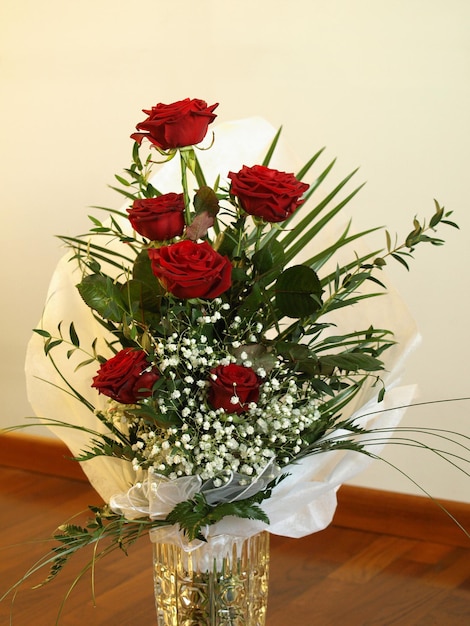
[[372, 200, 458, 271], [77, 275, 127, 322], [165, 477, 284, 542], [252, 238, 286, 278], [275, 265, 323, 318]]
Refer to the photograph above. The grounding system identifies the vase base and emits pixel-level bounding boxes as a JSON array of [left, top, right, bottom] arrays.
[[153, 531, 270, 626]]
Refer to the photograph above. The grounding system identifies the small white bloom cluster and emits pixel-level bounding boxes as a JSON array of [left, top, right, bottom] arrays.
[[100, 298, 324, 483]]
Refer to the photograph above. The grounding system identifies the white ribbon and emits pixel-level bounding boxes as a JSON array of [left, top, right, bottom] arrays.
[[110, 457, 281, 521], [110, 472, 202, 521]]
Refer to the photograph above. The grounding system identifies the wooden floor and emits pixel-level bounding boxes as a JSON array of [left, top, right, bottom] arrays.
[[1, 466, 469, 625]]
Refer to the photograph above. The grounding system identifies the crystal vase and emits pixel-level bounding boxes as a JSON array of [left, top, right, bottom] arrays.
[[152, 530, 270, 625]]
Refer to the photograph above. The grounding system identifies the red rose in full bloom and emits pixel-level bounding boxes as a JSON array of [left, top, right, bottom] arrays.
[[127, 193, 185, 241], [131, 98, 218, 150], [91, 348, 159, 404], [148, 240, 232, 300], [228, 164, 309, 223], [208, 364, 261, 414]]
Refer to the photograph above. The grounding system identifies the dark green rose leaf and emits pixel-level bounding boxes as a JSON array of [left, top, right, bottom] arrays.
[[193, 185, 220, 217], [121, 279, 161, 315], [275, 265, 323, 318], [133, 249, 165, 295], [238, 282, 263, 314], [187, 186, 220, 240], [76, 274, 125, 322], [275, 341, 311, 362], [231, 267, 250, 282], [252, 239, 286, 276], [276, 341, 322, 375], [214, 227, 238, 259]]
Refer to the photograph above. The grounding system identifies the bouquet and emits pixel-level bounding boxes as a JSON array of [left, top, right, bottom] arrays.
[[6, 98, 466, 604]]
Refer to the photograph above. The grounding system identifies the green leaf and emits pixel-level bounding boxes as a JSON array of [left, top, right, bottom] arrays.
[[130, 404, 181, 428], [186, 185, 220, 240], [275, 341, 323, 375], [76, 274, 126, 322], [145, 183, 161, 197], [252, 239, 286, 276], [275, 265, 323, 318], [133, 249, 165, 295], [44, 338, 63, 355], [308, 377, 336, 396], [132, 141, 143, 169], [213, 227, 238, 259], [165, 479, 280, 542], [391, 252, 410, 271], [75, 357, 98, 371], [69, 322, 80, 347], [320, 352, 384, 372], [193, 185, 220, 217], [88, 215, 103, 227], [429, 204, 444, 228], [231, 267, 250, 282], [165, 494, 211, 541], [121, 279, 159, 316], [114, 174, 131, 187], [275, 341, 311, 362], [441, 219, 459, 229], [108, 185, 138, 201], [33, 328, 52, 338], [262, 126, 282, 167], [237, 282, 263, 314], [296, 147, 326, 181]]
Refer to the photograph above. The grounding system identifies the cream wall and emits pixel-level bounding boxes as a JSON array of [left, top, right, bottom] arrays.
[[1, 1, 469, 501]]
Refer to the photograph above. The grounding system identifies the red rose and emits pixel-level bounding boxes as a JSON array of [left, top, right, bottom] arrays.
[[92, 348, 159, 404], [208, 364, 260, 414], [228, 164, 309, 223], [131, 98, 218, 150], [127, 193, 185, 241], [148, 240, 232, 300]]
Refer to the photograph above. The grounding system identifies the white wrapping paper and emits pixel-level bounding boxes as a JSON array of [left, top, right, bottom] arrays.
[[25, 118, 420, 540]]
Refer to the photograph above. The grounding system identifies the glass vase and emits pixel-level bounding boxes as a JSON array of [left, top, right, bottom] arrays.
[[152, 530, 270, 625]]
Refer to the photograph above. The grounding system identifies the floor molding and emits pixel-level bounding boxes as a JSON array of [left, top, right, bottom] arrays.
[[1, 432, 469, 547], [0, 432, 86, 481]]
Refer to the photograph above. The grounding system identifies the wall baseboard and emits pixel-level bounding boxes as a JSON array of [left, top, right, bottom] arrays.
[[333, 484, 470, 548], [0, 432, 86, 481], [1, 433, 469, 547]]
